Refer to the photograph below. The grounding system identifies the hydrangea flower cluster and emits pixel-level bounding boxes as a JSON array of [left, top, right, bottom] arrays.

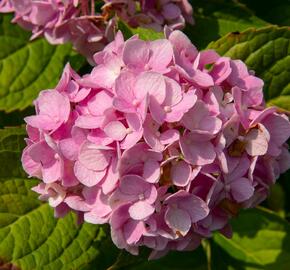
[[22, 30, 290, 259], [0, 0, 193, 63]]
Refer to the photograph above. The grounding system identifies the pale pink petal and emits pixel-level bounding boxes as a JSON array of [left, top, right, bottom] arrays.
[[121, 129, 143, 149], [163, 77, 182, 106], [165, 207, 191, 236], [124, 220, 146, 245], [129, 201, 155, 220], [191, 70, 214, 88], [180, 134, 216, 166], [123, 39, 149, 69], [171, 161, 191, 187], [75, 115, 104, 129], [149, 98, 166, 124], [42, 160, 62, 183], [148, 39, 173, 71], [24, 115, 57, 131], [102, 158, 119, 194], [135, 72, 166, 103], [143, 160, 160, 183], [88, 91, 113, 116], [160, 129, 180, 145], [79, 142, 110, 171], [245, 125, 270, 156], [59, 138, 79, 160], [74, 161, 106, 187], [64, 195, 91, 211], [104, 121, 127, 141]]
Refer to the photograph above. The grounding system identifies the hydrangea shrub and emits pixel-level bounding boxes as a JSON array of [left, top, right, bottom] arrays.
[[0, 0, 290, 269]]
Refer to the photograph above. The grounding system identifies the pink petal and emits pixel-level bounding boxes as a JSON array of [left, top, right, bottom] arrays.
[[135, 72, 166, 103], [64, 195, 91, 211], [126, 113, 142, 131], [113, 98, 135, 114], [148, 39, 173, 71], [160, 129, 180, 145], [88, 91, 113, 116], [180, 134, 216, 165], [121, 129, 143, 149], [124, 220, 146, 245], [74, 161, 106, 187], [102, 158, 119, 194], [28, 141, 55, 164], [165, 207, 191, 236], [245, 125, 270, 156], [24, 115, 58, 131], [163, 77, 182, 106], [79, 142, 110, 171], [115, 71, 136, 102], [104, 121, 127, 141], [191, 70, 214, 88], [120, 175, 150, 195], [129, 201, 155, 220], [59, 138, 79, 160], [42, 160, 62, 183], [263, 114, 290, 147], [143, 160, 161, 183], [123, 39, 149, 69], [149, 98, 166, 124], [230, 177, 254, 202], [75, 115, 105, 129], [165, 90, 197, 122], [171, 161, 191, 187], [37, 90, 70, 125]]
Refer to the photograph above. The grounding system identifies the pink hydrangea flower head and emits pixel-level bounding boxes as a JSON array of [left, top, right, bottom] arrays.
[[22, 30, 290, 258]]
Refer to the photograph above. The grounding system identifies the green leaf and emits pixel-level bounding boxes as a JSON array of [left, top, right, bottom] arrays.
[[213, 208, 290, 269], [0, 128, 116, 270], [185, 0, 267, 49], [0, 14, 74, 112], [118, 21, 164, 41], [210, 240, 245, 270], [207, 26, 290, 111], [239, 0, 290, 26]]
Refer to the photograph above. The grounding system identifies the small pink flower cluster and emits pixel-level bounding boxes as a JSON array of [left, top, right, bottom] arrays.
[[104, 0, 194, 32], [22, 30, 290, 258], [0, 0, 193, 63]]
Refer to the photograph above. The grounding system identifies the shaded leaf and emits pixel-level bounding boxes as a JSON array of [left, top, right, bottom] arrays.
[[185, 0, 267, 49], [239, 0, 290, 26], [213, 208, 290, 269]]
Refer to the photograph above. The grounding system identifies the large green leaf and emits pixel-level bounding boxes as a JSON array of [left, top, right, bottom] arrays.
[[185, 0, 267, 49], [0, 14, 74, 112], [207, 26, 290, 110], [0, 128, 116, 270], [213, 208, 290, 269]]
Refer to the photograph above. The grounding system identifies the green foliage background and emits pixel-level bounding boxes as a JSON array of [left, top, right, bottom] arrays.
[[0, 0, 289, 269]]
